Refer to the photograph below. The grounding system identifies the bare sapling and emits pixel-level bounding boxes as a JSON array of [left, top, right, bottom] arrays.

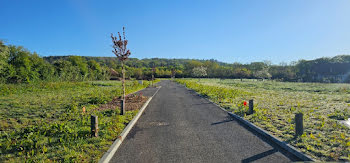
[[111, 27, 131, 115]]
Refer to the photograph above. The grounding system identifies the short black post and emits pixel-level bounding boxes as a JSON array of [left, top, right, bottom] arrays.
[[295, 113, 303, 136], [91, 115, 98, 137], [248, 99, 254, 114], [120, 99, 125, 115]]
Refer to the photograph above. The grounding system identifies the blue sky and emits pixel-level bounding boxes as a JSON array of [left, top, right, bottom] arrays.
[[1, 0, 350, 64]]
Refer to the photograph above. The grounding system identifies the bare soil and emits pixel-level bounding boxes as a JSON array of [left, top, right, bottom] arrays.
[[96, 93, 149, 111]]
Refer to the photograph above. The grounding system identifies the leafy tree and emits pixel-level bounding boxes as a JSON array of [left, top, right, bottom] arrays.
[[68, 56, 89, 80], [133, 68, 143, 80], [233, 68, 251, 79], [203, 61, 219, 77], [192, 66, 207, 81], [184, 60, 202, 77], [88, 60, 103, 80], [255, 69, 271, 79], [0, 41, 9, 82], [54, 60, 76, 81], [7, 45, 33, 83], [0, 41, 9, 70]]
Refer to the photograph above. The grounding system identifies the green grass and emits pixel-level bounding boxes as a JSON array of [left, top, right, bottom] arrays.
[[176, 78, 350, 161], [0, 80, 155, 162]]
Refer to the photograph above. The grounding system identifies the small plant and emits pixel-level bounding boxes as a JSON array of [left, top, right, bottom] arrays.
[[234, 101, 249, 116], [328, 109, 350, 120]]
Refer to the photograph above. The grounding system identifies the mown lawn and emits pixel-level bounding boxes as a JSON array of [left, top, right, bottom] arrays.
[[176, 78, 350, 161], [0, 80, 154, 162]]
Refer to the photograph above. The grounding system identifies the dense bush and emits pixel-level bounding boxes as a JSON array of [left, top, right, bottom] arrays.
[[0, 41, 110, 83]]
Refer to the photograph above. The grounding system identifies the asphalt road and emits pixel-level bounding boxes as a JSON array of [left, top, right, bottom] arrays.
[[110, 80, 299, 163]]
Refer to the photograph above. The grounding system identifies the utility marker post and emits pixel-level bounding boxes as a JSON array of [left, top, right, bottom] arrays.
[[248, 99, 254, 114], [91, 115, 99, 137], [295, 113, 303, 136], [121, 99, 125, 115]]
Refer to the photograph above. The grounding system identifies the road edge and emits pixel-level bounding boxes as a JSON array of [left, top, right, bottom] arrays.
[[99, 86, 162, 163], [178, 81, 315, 162]]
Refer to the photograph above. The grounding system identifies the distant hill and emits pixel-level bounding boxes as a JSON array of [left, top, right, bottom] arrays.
[[43, 55, 350, 83], [43, 56, 230, 68], [3, 40, 350, 83]]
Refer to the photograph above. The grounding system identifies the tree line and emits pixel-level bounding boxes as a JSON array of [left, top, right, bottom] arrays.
[[0, 41, 109, 83], [1, 41, 350, 83]]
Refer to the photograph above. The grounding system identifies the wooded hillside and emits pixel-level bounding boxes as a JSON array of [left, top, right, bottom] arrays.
[[1, 41, 350, 83]]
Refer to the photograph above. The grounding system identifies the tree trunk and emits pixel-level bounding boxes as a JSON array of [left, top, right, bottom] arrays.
[[121, 61, 126, 115], [152, 74, 154, 86]]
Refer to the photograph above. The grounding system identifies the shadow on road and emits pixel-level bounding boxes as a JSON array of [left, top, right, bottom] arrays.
[[226, 113, 300, 162], [241, 149, 278, 163], [111, 81, 301, 163], [211, 116, 235, 125], [191, 102, 212, 106]]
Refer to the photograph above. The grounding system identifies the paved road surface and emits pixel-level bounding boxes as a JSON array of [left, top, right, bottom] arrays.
[[111, 80, 299, 163]]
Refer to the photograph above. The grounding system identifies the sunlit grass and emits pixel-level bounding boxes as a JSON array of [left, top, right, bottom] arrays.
[[0, 80, 153, 162], [176, 78, 350, 161]]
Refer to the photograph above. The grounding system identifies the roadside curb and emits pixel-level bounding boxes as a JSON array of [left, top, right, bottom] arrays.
[[99, 86, 162, 163], [178, 81, 315, 162]]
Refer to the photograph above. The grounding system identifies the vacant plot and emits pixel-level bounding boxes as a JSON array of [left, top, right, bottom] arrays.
[[0, 80, 155, 162], [176, 79, 350, 161]]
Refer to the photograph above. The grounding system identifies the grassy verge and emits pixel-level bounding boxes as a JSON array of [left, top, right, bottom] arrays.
[[0, 80, 158, 162], [176, 78, 350, 161]]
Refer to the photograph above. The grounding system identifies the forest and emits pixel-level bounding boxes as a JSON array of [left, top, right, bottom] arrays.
[[1, 41, 350, 83]]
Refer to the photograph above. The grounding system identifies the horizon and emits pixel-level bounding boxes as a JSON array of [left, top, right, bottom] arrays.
[[1, 0, 350, 64], [41, 54, 350, 65]]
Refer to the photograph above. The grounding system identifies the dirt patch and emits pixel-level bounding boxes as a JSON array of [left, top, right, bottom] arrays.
[[95, 93, 149, 111]]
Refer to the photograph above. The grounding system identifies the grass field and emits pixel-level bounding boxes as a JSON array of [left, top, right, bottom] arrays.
[[176, 78, 350, 161], [0, 80, 155, 162]]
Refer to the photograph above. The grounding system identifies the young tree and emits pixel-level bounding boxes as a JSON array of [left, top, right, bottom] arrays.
[[192, 66, 207, 81], [170, 59, 178, 79], [149, 61, 156, 86], [111, 27, 131, 115], [171, 68, 176, 79], [152, 67, 155, 86]]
